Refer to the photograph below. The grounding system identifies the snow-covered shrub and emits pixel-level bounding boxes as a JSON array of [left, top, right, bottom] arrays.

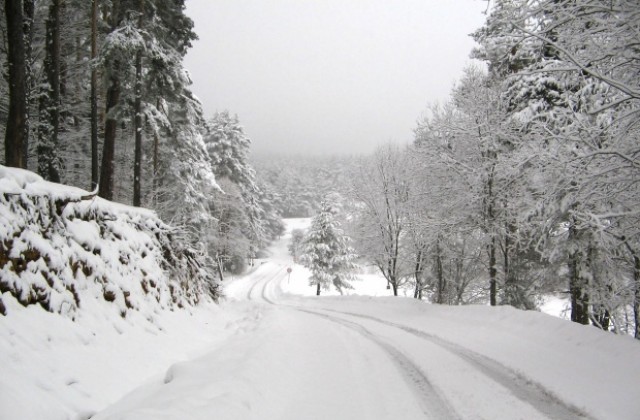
[[0, 166, 219, 318]]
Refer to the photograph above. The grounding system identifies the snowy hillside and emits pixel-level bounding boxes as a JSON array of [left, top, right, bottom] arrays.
[[0, 165, 218, 320]]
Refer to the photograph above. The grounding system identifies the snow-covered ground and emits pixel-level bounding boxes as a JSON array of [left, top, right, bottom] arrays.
[[2, 218, 639, 419]]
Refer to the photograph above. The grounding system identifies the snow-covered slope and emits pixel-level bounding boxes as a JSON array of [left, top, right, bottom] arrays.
[[0, 298, 232, 419], [0, 165, 224, 419], [0, 165, 218, 319]]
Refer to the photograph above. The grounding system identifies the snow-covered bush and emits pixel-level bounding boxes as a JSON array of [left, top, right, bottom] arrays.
[[0, 166, 219, 318]]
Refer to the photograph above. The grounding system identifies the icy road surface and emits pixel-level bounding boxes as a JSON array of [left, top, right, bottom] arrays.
[[92, 219, 638, 420]]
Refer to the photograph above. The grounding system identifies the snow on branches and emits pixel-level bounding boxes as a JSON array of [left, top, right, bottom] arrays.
[[300, 197, 358, 295]]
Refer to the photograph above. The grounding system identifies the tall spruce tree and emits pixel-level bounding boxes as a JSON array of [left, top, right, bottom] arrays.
[[98, 0, 198, 202]]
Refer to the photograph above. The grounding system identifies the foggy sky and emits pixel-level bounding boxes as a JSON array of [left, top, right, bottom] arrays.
[[183, 0, 487, 156]]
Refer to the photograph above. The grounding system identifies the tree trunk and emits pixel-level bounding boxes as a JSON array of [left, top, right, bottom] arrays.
[[151, 133, 160, 203], [568, 222, 589, 325], [587, 243, 610, 331], [391, 279, 398, 296], [413, 249, 422, 299], [37, 0, 62, 183], [216, 255, 225, 282], [99, 0, 124, 200], [4, 0, 28, 168], [98, 69, 120, 200], [22, 0, 34, 165], [568, 252, 587, 324], [503, 220, 510, 298], [90, 0, 99, 189], [435, 239, 445, 304], [485, 166, 497, 306], [132, 0, 144, 206], [386, 258, 399, 296], [488, 235, 497, 306], [316, 282, 321, 296], [634, 254, 640, 340], [502, 216, 521, 307]]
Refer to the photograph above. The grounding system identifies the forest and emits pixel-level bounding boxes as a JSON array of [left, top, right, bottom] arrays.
[[329, 0, 639, 338], [279, 1, 640, 339], [1, 0, 639, 339], [0, 0, 283, 313]]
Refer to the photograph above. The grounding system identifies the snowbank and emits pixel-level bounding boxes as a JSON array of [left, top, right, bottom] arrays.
[[0, 165, 219, 318], [0, 293, 236, 420]]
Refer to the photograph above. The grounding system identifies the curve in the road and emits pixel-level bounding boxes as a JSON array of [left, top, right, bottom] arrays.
[[256, 275, 460, 419], [254, 264, 591, 420], [246, 264, 286, 301]]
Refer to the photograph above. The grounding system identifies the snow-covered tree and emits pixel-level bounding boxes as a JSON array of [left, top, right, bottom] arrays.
[[469, 0, 640, 333], [203, 111, 283, 276], [252, 154, 355, 218], [300, 198, 358, 295], [154, 89, 218, 246], [205, 111, 254, 184], [289, 228, 305, 262], [413, 64, 548, 309], [347, 145, 414, 296], [0, 0, 227, 305]]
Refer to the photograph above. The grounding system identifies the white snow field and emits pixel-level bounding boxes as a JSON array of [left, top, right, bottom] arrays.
[[2, 219, 639, 419]]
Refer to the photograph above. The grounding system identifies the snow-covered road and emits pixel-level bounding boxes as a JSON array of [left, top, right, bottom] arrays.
[[222, 262, 586, 420], [90, 220, 640, 420]]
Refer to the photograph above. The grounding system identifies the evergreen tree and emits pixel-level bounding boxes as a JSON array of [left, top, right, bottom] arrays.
[[204, 111, 283, 272], [288, 228, 305, 262], [300, 198, 358, 296], [205, 110, 253, 185], [97, 0, 198, 202], [154, 89, 218, 246]]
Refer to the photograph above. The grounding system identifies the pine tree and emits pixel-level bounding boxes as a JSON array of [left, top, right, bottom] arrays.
[[97, 0, 198, 202], [204, 111, 283, 270], [289, 228, 305, 262], [204, 111, 253, 185], [300, 198, 358, 296], [154, 89, 218, 246]]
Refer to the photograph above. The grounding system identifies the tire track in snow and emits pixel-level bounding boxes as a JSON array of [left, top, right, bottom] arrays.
[[255, 272, 586, 419], [295, 308, 460, 420], [317, 308, 592, 420], [245, 264, 285, 301], [255, 275, 457, 418]]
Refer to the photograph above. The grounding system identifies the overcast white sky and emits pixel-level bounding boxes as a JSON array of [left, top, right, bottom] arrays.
[[184, 0, 487, 156]]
